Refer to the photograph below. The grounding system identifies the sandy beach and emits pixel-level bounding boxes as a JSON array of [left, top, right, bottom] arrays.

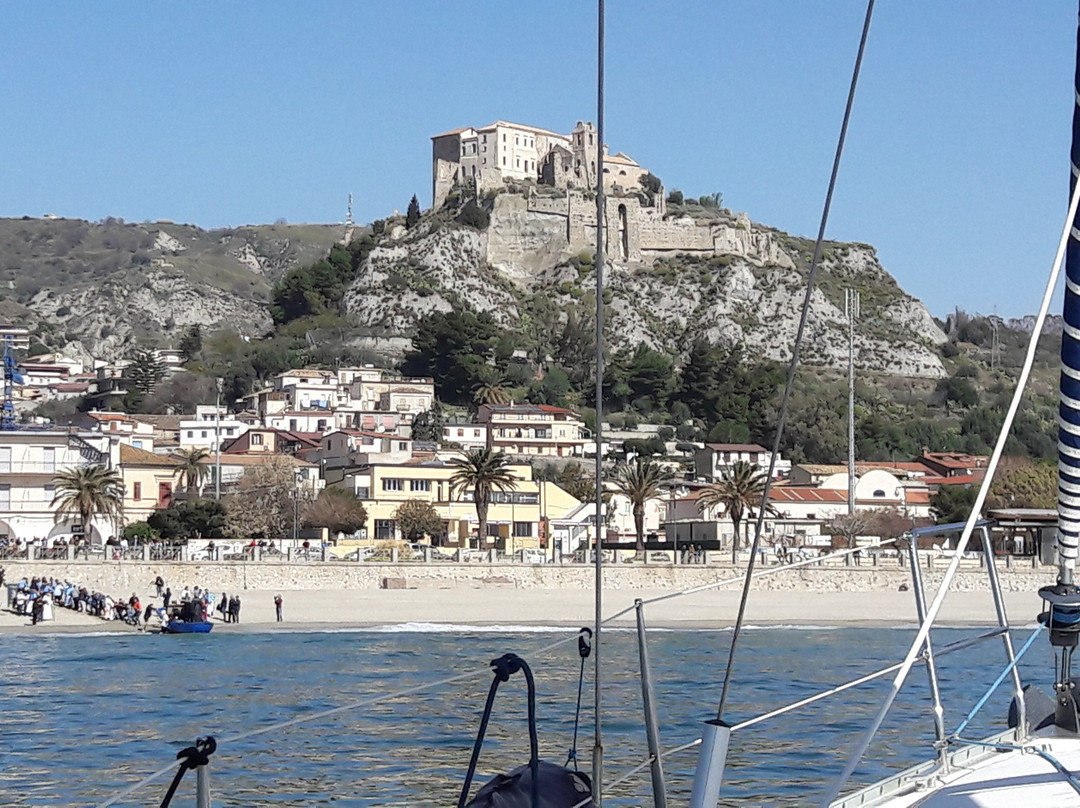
[[0, 586, 1045, 635]]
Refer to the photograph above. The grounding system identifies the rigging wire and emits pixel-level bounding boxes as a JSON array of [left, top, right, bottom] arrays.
[[821, 168, 1080, 804], [592, 0, 607, 803], [714, 0, 876, 723]]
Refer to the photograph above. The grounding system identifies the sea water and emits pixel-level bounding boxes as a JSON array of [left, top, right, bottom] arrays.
[[0, 624, 1055, 806]]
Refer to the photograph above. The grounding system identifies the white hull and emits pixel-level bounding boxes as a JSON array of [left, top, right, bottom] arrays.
[[833, 727, 1080, 807]]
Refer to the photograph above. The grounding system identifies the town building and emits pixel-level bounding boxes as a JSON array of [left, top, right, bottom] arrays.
[[0, 428, 115, 544], [116, 443, 182, 523], [179, 405, 250, 451], [478, 403, 588, 457], [339, 458, 581, 551], [694, 443, 791, 482], [431, 119, 649, 208]]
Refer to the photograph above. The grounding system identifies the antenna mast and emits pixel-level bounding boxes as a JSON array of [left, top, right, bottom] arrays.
[[845, 288, 860, 515], [344, 193, 355, 246]]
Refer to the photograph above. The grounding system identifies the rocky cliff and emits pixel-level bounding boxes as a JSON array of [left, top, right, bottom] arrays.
[[1, 197, 947, 377], [0, 217, 342, 362], [342, 193, 947, 377]]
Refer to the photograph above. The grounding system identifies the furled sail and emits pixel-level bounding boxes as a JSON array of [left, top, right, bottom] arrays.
[[1058, 14, 1080, 584]]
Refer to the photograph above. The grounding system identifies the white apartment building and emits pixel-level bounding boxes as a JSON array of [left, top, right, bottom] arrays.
[[179, 405, 250, 451], [442, 422, 488, 452], [694, 443, 791, 481], [0, 429, 117, 544]]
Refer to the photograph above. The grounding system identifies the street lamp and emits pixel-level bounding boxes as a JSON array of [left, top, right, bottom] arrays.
[[214, 377, 223, 500]]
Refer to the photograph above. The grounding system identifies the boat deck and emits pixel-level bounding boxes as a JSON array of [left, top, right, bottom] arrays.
[[834, 727, 1080, 807]]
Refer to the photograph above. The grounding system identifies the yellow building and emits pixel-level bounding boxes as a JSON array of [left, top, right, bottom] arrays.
[[117, 444, 183, 525], [343, 458, 582, 552]]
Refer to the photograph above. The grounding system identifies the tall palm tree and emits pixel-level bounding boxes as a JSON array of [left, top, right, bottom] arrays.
[[51, 465, 125, 542], [611, 457, 667, 553], [173, 447, 210, 497], [697, 460, 776, 564], [448, 448, 518, 547]]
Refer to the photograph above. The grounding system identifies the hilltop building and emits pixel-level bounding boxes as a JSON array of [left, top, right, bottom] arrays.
[[431, 119, 649, 208]]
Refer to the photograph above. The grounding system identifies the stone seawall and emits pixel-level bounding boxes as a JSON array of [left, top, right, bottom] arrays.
[[1, 560, 1056, 596]]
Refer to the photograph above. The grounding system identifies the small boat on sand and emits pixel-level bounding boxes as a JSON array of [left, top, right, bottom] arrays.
[[160, 602, 213, 634]]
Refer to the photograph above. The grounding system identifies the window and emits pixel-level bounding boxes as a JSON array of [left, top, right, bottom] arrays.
[[486, 523, 501, 538], [251, 433, 263, 445], [873, 489, 886, 498], [398, 442, 408, 451], [375, 519, 396, 540], [535, 428, 550, 439], [157, 482, 173, 508], [457, 429, 465, 437], [516, 159, 520, 168], [502, 157, 506, 166], [133, 482, 142, 500], [383, 478, 404, 491], [513, 522, 532, 538], [0, 484, 9, 509], [132, 440, 142, 449], [201, 430, 208, 439], [502, 133, 506, 142], [410, 480, 431, 492], [186, 431, 194, 439], [42, 447, 56, 473], [290, 419, 298, 431], [357, 487, 371, 499]]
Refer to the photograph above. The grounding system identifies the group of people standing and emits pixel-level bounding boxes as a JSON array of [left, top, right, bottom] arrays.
[[217, 593, 242, 623], [12, 575, 144, 626]]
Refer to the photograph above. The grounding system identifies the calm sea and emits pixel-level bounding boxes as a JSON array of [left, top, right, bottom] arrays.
[[0, 623, 1055, 807]]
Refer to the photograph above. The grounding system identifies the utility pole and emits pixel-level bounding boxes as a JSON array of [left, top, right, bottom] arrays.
[[845, 288, 860, 516], [990, 312, 1001, 370], [214, 377, 223, 500]]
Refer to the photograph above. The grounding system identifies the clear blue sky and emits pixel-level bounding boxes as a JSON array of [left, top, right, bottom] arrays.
[[0, 2, 1074, 319]]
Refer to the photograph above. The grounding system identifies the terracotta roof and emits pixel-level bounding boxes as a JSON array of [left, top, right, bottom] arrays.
[[906, 490, 932, 504], [431, 126, 473, 139], [120, 444, 181, 466], [768, 488, 847, 503], [53, 382, 89, 393], [705, 443, 769, 453], [199, 454, 316, 468]]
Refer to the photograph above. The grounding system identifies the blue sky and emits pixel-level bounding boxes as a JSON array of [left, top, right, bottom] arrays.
[[0, 2, 1074, 319]]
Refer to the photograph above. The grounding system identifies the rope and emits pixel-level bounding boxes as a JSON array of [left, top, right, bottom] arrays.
[[952, 627, 1042, 737], [567, 628, 593, 769], [158, 736, 215, 808], [715, 0, 876, 724], [820, 106, 1080, 808]]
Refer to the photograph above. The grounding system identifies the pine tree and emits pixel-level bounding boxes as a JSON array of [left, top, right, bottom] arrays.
[[406, 194, 421, 230]]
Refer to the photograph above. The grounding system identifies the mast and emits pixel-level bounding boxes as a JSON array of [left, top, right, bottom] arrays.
[[845, 288, 859, 516], [1057, 5, 1080, 589], [591, 2, 606, 801]]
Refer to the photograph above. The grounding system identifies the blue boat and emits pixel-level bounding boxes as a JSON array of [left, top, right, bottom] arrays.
[[161, 602, 213, 634]]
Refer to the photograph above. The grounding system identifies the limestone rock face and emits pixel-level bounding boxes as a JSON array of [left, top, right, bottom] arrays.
[[342, 196, 947, 378], [342, 228, 520, 348], [30, 270, 272, 360]]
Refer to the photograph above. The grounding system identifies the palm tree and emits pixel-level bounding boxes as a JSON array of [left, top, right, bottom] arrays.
[[448, 448, 519, 547], [611, 457, 667, 553], [473, 378, 512, 407], [697, 460, 776, 564], [51, 465, 125, 542], [173, 447, 210, 497]]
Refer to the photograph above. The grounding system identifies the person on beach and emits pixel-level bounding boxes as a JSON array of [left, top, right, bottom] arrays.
[[274, 594, 283, 622], [231, 596, 241, 624], [152, 575, 164, 597], [163, 587, 172, 609], [219, 593, 228, 622]]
